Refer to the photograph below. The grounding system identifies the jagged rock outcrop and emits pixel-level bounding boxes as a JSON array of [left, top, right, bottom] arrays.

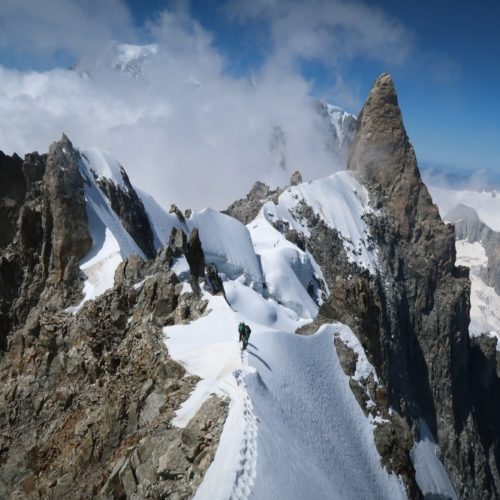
[[290, 170, 303, 186], [185, 228, 205, 282], [340, 73, 499, 498], [223, 181, 282, 225], [93, 162, 156, 259], [446, 203, 500, 294], [294, 74, 500, 498], [0, 136, 91, 352], [0, 255, 226, 499], [0, 139, 228, 499]]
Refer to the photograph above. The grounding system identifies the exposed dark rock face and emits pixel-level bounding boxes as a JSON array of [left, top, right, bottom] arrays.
[[290, 201, 419, 496], [340, 73, 499, 498], [45, 135, 93, 285], [169, 203, 186, 224], [0, 136, 91, 353], [446, 203, 500, 295], [0, 138, 227, 499], [223, 181, 282, 225], [185, 228, 205, 282], [0, 151, 25, 249], [290, 170, 303, 186], [204, 263, 225, 296], [294, 74, 500, 498], [92, 159, 156, 259], [0, 255, 226, 499]]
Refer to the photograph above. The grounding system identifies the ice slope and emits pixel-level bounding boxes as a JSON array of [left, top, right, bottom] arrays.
[[258, 170, 378, 274], [429, 185, 500, 232], [164, 281, 407, 500], [69, 150, 145, 309]]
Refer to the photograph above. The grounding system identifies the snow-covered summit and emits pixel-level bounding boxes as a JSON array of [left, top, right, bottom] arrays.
[[317, 99, 357, 147], [316, 99, 357, 161], [75, 41, 159, 79]]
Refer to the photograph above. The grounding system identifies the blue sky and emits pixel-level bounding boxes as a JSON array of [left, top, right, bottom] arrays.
[[0, 0, 498, 181]]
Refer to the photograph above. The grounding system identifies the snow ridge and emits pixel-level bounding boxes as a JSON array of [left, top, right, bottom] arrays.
[[231, 352, 258, 500]]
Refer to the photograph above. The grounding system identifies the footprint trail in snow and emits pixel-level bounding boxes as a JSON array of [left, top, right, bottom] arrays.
[[231, 349, 258, 500]]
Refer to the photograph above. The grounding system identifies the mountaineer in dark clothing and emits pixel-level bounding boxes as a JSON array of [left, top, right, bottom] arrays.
[[238, 322, 251, 351]]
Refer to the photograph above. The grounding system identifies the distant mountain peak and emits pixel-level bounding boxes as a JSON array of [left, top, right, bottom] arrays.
[[74, 41, 159, 79]]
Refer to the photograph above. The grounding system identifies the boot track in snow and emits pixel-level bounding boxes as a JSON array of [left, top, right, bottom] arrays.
[[230, 350, 258, 500]]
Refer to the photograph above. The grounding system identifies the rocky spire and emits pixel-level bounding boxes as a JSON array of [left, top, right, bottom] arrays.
[[345, 74, 500, 497], [44, 134, 92, 284], [348, 73, 456, 270]]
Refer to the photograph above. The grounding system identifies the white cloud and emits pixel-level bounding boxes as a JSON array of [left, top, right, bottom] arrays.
[[0, 0, 415, 210], [226, 0, 413, 70], [0, 0, 134, 57]]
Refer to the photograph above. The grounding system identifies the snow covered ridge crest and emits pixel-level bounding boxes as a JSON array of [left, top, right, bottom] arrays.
[[258, 170, 380, 275]]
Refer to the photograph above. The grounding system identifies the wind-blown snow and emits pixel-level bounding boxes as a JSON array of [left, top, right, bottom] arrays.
[[410, 419, 458, 499], [165, 278, 406, 500], [260, 170, 378, 274], [187, 209, 264, 287], [429, 185, 500, 232]]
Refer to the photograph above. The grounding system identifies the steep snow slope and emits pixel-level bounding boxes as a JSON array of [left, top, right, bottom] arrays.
[[246, 326, 406, 500], [247, 209, 324, 319], [68, 149, 145, 310], [410, 420, 458, 499], [187, 209, 264, 287], [135, 187, 181, 250]]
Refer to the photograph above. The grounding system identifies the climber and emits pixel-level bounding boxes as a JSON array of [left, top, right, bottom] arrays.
[[238, 322, 251, 351]]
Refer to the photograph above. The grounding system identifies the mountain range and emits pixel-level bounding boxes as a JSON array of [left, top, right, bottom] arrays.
[[1, 70, 500, 500]]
